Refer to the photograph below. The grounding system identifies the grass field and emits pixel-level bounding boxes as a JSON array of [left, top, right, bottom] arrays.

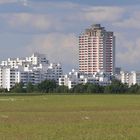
[[0, 94, 140, 140]]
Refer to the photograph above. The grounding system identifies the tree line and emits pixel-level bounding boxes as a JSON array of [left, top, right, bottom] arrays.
[[1, 79, 140, 94]]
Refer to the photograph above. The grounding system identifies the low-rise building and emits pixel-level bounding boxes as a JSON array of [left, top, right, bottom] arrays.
[[120, 71, 130, 84], [59, 69, 111, 89], [0, 53, 63, 91], [128, 71, 140, 86], [118, 71, 140, 86]]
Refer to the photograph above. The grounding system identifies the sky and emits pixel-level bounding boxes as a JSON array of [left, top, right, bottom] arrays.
[[0, 0, 140, 72]]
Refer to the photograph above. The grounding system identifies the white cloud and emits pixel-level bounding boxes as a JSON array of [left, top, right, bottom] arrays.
[[26, 33, 78, 71], [1, 1, 140, 71], [0, 13, 54, 32], [40, 1, 80, 9], [114, 17, 140, 29], [20, 0, 29, 6], [113, 8, 140, 29], [116, 35, 140, 69], [65, 6, 125, 24], [0, 0, 29, 5], [0, 0, 17, 4], [82, 6, 125, 22], [0, 3, 126, 33]]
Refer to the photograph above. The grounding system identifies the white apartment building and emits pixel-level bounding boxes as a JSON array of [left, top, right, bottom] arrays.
[[1, 53, 49, 67], [129, 71, 140, 86], [0, 53, 63, 91], [79, 24, 115, 75], [119, 71, 140, 86], [59, 69, 111, 89], [120, 71, 130, 84]]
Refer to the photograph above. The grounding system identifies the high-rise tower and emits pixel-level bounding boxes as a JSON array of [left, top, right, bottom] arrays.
[[79, 24, 115, 75]]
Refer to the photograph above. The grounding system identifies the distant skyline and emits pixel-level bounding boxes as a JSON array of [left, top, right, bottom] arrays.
[[0, 0, 140, 72]]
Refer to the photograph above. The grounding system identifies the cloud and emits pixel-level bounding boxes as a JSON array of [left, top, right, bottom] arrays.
[[0, 0, 17, 4], [0, 0, 28, 5], [114, 16, 140, 29], [0, 13, 55, 33], [0, 2, 126, 33], [26, 33, 78, 71], [9, 13, 50, 30], [0, 1, 128, 34], [59, 6, 125, 23], [113, 7, 140, 29], [81, 6, 125, 22], [21, 0, 28, 6], [116, 33, 140, 70], [1, 0, 140, 72]]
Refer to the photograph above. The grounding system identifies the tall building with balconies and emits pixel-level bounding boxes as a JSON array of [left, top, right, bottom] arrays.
[[79, 24, 115, 75]]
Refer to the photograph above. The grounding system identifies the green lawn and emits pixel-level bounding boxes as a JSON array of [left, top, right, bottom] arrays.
[[0, 94, 140, 140]]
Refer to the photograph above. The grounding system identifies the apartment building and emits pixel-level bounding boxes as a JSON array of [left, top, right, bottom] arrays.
[[0, 53, 63, 91], [79, 24, 115, 75], [118, 71, 140, 86], [59, 69, 111, 89]]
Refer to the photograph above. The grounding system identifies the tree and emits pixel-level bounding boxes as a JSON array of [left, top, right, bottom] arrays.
[[54, 85, 69, 93], [104, 79, 128, 93], [37, 79, 57, 93], [26, 82, 34, 93], [129, 84, 140, 93], [0, 88, 8, 93], [85, 83, 104, 93], [10, 82, 26, 93], [72, 84, 87, 93]]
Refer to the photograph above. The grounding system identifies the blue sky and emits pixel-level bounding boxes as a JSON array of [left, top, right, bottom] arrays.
[[0, 0, 140, 72]]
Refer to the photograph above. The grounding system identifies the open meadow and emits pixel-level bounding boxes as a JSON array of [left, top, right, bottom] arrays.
[[0, 94, 140, 140]]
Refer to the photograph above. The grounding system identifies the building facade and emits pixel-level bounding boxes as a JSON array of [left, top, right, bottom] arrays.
[[119, 71, 140, 86], [59, 69, 111, 89], [79, 24, 115, 75], [0, 53, 63, 91]]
